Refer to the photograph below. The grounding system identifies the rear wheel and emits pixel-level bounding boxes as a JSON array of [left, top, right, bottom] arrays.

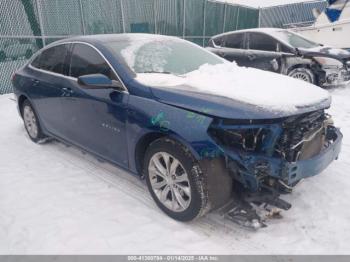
[[22, 100, 47, 143], [288, 67, 315, 84]]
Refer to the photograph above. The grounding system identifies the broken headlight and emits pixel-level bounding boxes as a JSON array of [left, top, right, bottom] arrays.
[[209, 127, 271, 153], [313, 57, 343, 69]]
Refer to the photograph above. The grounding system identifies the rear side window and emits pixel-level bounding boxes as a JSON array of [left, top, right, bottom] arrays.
[[69, 43, 116, 80], [31, 44, 69, 74], [249, 33, 277, 52], [212, 36, 224, 47], [224, 33, 245, 49]]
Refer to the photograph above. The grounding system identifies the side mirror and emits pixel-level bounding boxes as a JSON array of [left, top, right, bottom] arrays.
[[78, 74, 124, 90]]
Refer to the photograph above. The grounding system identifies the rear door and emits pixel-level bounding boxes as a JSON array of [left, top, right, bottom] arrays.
[[28, 44, 71, 137], [221, 33, 250, 65], [59, 43, 129, 167], [209, 33, 250, 65], [246, 32, 283, 72]]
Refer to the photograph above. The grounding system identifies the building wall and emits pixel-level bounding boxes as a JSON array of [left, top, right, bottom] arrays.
[[259, 0, 328, 28]]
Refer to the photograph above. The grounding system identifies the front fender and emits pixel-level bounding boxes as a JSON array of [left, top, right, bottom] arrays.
[[126, 95, 221, 174]]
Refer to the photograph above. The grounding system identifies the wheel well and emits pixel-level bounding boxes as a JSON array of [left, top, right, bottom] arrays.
[[287, 64, 312, 75], [134, 132, 168, 176], [18, 95, 28, 117]]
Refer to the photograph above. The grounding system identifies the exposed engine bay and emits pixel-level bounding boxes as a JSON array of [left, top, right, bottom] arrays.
[[208, 110, 342, 229]]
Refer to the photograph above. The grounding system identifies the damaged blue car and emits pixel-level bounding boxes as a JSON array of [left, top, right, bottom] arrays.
[[12, 34, 342, 228]]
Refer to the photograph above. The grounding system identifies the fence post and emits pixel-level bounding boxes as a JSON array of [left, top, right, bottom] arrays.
[[223, 3, 227, 33], [235, 6, 240, 30], [35, 0, 46, 46], [78, 0, 86, 35], [202, 0, 207, 47], [120, 0, 126, 33], [182, 0, 186, 39], [153, 0, 158, 34]]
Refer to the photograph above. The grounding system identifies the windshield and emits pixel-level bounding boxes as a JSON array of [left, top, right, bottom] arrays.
[[106, 37, 224, 75], [273, 30, 320, 49]]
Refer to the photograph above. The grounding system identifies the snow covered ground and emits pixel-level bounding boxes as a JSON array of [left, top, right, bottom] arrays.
[[1, 87, 350, 254]]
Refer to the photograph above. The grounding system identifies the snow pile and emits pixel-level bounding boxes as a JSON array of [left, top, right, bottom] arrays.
[[305, 45, 350, 56], [121, 38, 154, 70], [327, 48, 350, 56], [136, 63, 330, 112], [120, 34, 175, 72]]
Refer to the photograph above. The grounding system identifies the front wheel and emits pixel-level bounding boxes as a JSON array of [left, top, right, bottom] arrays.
[[144, 138, 209, 221], [288, 67, 315, 84]]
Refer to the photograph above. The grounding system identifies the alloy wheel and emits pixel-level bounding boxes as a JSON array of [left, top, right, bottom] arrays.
[[23, 105, 38, 139], [290, 72, 311, 82], [148, 152, 191, 212]]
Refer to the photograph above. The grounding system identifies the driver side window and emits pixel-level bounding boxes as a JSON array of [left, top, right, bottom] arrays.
[[69, 43, 117, 80]]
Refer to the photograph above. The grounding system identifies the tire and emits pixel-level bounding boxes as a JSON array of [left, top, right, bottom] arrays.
[[288, 67, 315, 84], [143, 137, 210, 221], [22, 100, 47, 143], [144, 138, 208, 221], [0, 51, 5, 62]]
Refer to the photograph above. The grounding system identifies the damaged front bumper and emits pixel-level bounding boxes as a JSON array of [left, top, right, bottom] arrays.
[[207, 114, 342, 228], [283, 128, 342, 185], [321, 67, 350, 87], [208, 116, 343, 193]]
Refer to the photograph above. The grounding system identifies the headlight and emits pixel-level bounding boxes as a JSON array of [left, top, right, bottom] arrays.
[[209, 127, 270, 152], [313, 57, 343, 68]]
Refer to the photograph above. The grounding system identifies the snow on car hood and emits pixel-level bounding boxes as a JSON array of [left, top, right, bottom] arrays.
[[298, 46, 350, 60], [136, 63, 331, 114]]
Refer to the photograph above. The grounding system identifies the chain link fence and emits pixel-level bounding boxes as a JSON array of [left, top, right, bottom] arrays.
[[0, 0, 260, 94]]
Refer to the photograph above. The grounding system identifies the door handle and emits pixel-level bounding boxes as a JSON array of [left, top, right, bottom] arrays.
[[217, 52, 225, 57], [62, 87, 74, 97], [31, 79, 40, 86], [247, 54, 256, 61]]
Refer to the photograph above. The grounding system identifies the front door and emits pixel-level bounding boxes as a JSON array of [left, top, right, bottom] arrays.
[[246, 32, 283, 73], [59, 43, 129, 167]]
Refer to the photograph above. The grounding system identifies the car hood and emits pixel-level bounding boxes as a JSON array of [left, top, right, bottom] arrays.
[[135, 63, 331, 120], [298, 46, 350, 61]]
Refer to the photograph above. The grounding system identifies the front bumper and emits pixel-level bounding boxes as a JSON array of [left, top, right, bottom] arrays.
[[322, 68, 350, 87], [282, 128, 342, 185], [223, 127, 342, 191]]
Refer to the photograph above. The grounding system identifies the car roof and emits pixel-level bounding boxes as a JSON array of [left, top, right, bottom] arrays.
[[211, 28, 286, 39], [50, 33, 181, 47]]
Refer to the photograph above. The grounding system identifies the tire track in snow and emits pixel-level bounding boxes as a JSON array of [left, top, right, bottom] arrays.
[[39, 139, 254, 248]]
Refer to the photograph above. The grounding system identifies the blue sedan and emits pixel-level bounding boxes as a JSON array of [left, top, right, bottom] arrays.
[[12, 34, 342, 226]]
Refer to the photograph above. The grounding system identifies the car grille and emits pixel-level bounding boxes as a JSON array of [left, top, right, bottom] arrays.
[[275, 111, 327, 162]]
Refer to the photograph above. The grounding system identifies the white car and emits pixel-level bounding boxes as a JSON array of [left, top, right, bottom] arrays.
[[295, 0, 350, 50]]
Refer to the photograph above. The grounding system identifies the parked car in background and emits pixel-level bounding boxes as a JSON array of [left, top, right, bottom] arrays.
[[207, 28, 350, 88], [12, 34, 342, 228], [0, 39, 35, 62]]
